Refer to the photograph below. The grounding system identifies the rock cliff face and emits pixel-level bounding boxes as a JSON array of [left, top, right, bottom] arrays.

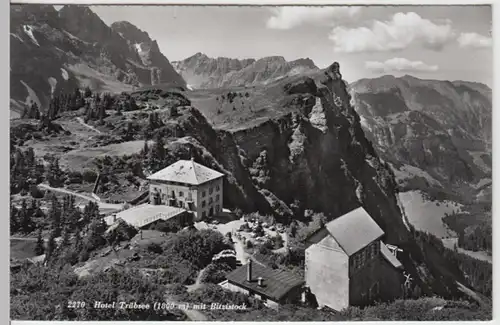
[[349, 75, 492, 200], [162, 63, 465, 298], [172, 53, 319, 89], [10, 4, 185, 116]]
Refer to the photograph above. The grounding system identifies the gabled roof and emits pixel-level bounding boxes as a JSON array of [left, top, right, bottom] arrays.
[[147, 159, 224, 185], [225, 262, 304, 301], [325, 206, 384, 256], [380, 241, 403, 269]]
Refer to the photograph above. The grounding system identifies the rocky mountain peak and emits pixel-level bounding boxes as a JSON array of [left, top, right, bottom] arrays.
[[58, 5, 116, 44], [111, 20, 152, 44]]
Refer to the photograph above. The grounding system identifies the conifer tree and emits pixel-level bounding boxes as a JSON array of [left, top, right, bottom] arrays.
[[10, 204, 19, 234], [45, 230, 57, 261], [49, 194, 62, 237], [19, 199, 33, 234], [34, 228, 45, 256], [84, 86, 92, 98]]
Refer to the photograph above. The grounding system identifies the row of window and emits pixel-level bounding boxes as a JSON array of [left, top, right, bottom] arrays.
[[201, 184, 221, 198], [154, 184, 220, 200], [201, 194, 221, 208], [351, 241, 379, 271]]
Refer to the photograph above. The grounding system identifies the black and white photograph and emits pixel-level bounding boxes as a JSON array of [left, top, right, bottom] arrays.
[[9, 2, 493, 322]]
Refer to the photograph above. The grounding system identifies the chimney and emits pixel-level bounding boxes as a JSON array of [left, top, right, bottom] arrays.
[[246, 258, 252, 282], [112, 214, 116, 222], [257, 277, 263, 287]]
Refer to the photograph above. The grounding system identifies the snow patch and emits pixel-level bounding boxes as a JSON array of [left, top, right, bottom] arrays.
[[60, 68, 69, 81], [359, 115, 369, 129], [22, 25, 40, 47], [10, 33, 24, 43], [48, 77, 57, 97], [20, 80, 42, 109], [62, 30, 89, 44], [134, 43, 143, 54], [467, 150, 491, 173], [187, 84, 194, 91]]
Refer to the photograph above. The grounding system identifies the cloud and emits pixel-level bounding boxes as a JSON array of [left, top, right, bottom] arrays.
[[329, 12, 455, 53], [266, 6, 361, 30], [365, 58, 439, 73], [457, 32, 492, 48]]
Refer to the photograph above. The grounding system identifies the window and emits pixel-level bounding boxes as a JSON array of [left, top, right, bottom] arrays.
[[202, 191, 206, 198], [202, 211, 206, 218], [216, 184, 220, 192], [171, 190, 175, 197], [179, 191, 184, 197], [209, 187, 214, 195], [209, 197, 213, 204], [202, 201, 206, 207], [361, 248, 367, 263], [371, 242, 378, 258], [216, 194, 220, 201], [216, 204, 220, 212]]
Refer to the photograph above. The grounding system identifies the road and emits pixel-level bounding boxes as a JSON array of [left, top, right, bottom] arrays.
[[186, 267, 208, 293], [76, 117, 102, 134], [38, 183, 124, 212]]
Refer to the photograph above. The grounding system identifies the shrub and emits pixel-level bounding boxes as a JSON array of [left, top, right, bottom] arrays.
[[29, 185, 44, 199], [200, 261, 235, 284], [82, 169, 98, 183]]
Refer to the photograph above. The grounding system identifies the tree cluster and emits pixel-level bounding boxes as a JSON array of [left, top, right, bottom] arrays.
[[10, 147, 46, 195]]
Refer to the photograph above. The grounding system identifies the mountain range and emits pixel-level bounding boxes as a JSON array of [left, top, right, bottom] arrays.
[[10, 3, 492, 245], [10, 4, 185, 117], [172, 52, 319, 89], [349, 75, 491, 195]]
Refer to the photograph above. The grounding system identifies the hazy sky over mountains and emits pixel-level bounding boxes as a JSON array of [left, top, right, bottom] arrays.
[[89, 5, 492, 85]]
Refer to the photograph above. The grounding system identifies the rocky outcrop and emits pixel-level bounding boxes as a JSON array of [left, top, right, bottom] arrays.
[[157, 63, 466, 299], [10, 4, 185, 116], [172, 53, 319, 89]]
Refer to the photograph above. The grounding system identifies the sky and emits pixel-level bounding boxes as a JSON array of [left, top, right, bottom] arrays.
[[89, 5, 493, 85]]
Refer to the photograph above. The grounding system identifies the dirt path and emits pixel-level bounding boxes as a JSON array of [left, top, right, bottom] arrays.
[[76, 117, 102, 134], [186, 267, 208, 293], [10, 237, 38, 242], [38, 183, 123, 212]]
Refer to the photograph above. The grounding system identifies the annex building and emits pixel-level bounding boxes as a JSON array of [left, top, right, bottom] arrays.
[[304, 206, 404, 311], [219, 259, 304, 308]]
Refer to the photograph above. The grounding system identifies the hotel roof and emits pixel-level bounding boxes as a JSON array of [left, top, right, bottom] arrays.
[[325, 206, 385, 256], [115, 203, 186, 228], [147, 159, 224, 185]]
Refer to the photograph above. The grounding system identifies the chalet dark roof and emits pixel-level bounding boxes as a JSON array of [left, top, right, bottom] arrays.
[[325, 207, 384, 256], [380, 241, 403, 269], [225, 262, 304, 301]]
